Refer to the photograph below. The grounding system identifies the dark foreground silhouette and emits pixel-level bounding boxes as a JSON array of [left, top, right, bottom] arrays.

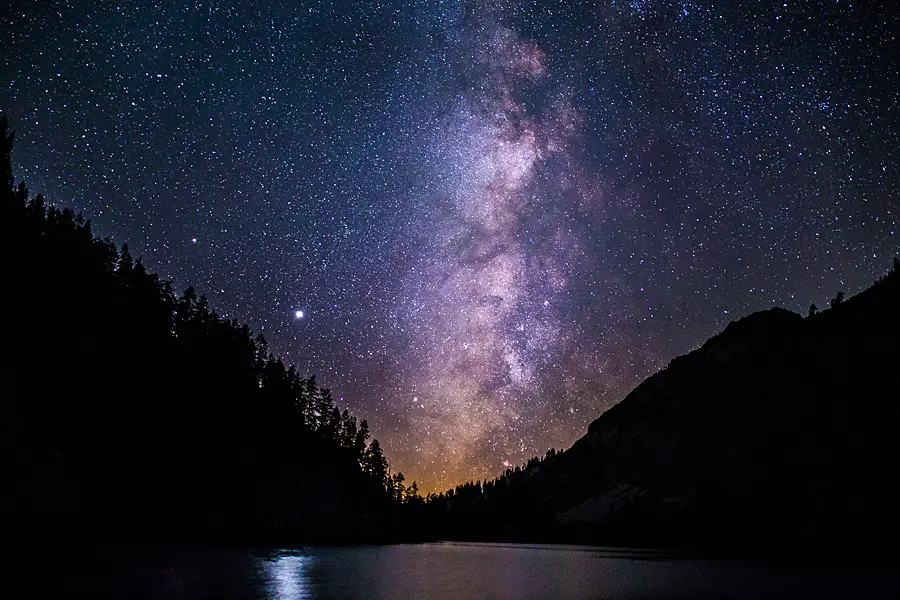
[[4, 114, 899, 559], [0, 117, 420, 544], [421, 265, 900, 558]]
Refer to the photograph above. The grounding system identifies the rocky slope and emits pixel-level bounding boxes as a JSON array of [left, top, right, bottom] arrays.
[[431, 264, 900, 555]]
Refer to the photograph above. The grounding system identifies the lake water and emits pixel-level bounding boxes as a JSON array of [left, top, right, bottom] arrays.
[[25, 542, 899, 598]]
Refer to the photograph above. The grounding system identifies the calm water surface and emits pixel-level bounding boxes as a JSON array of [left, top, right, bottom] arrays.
[[32, 542, 899, 599]]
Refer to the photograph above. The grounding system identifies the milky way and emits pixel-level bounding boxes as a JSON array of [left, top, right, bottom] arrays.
[[397, 12, 584, 482], [3, 1, 898, 490]]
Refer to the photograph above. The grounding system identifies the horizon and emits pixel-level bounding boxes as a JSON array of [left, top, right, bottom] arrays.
[[3, 0, 897, 492]]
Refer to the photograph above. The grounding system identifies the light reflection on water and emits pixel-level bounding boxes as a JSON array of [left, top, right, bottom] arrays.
[[244, 543, 899, 600], [262, 553, 313, 600], [23, 542, 900, 599]]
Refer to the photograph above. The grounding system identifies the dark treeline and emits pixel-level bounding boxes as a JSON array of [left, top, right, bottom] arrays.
[[413, 449, 563, 540], [0, 117, 421, 543]]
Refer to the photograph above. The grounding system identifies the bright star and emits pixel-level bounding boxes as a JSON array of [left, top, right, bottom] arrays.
[[294, 310, 304, 319]]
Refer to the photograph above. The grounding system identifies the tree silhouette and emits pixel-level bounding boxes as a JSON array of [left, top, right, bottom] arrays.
[[391, 472, 407, 501], [831, 291, 845, 309], [364, 439, 390, 491], [0, 115, 404, 544], [404, 481, 420, 504], [354, 419, 370, 461]]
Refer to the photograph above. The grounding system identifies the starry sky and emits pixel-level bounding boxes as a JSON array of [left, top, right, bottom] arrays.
[[3, 0, 898, 492]]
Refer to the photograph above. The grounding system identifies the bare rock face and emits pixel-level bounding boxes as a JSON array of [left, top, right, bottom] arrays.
[[556, 483, 646, 526]]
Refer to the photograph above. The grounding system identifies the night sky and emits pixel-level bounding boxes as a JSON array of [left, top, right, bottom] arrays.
[[3, 1, 898, 491]]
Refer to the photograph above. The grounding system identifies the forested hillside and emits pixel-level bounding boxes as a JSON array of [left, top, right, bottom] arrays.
[[0, 117, 416, 543]]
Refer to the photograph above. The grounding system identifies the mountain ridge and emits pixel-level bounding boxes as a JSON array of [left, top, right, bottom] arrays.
[[424, 266, 900, 557]]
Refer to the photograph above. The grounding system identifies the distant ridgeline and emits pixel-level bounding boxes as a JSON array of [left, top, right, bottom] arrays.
[[0, 117, 422, 543], [422, 263, 900, 556]]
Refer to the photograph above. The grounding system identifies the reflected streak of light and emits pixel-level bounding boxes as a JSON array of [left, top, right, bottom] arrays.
[[263, 554, 313, 599]]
